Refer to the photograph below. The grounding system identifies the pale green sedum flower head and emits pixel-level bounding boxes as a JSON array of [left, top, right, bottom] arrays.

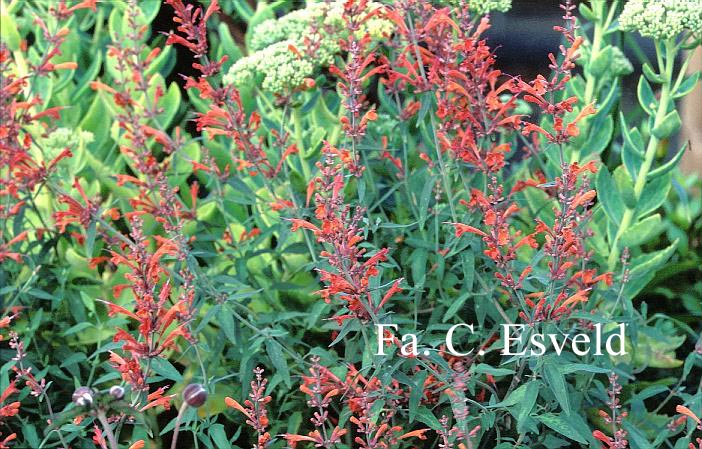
[[226, 1, 392, 94], [464, 0, 512, 16], [224, 40, 316, 93], [40, 127, 94, 153], [619, 0, 702, 40], [34, 127, 94, 178]]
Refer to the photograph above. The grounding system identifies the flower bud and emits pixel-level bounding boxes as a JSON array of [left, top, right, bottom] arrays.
[[109, 385, 125, 400], [183, 383, 207, 408], [72, 386, 95, 407]]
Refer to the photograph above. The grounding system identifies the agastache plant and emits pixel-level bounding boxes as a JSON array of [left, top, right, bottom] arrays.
[[1, 0, 701, 448]]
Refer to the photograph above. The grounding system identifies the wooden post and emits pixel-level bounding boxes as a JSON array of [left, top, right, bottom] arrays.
[[681, 47, 702, 175]]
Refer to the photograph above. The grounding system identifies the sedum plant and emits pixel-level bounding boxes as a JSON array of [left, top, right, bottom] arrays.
[[225, 0, 392, 95], [0, 1, 701, 449]]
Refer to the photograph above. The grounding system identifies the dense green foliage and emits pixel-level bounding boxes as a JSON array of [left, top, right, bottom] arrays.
[[0, 1, 700, 449]]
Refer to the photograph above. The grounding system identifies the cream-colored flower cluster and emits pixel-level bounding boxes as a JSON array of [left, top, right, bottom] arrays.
[[225, 1, 392, 94], [250, 2, 339, 52], [463, 0, 512, 16], [620, 0, 702, 40], [40, 127, 94, 154], [224, 40, 316, 93], [35, 127, 94, 177], [444, 0, 512, 15]]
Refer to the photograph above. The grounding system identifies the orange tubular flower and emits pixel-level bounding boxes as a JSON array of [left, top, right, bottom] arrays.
[[54, 179, 99, 233], [677, 405, 701, 425]]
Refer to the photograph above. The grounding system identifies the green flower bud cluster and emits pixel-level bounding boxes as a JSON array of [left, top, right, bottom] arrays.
[[609, 46, 634, 77], [577, 42, 634, 78], [38, 127, 94, 164], [35, 127, 94, 177], [224, 40, 316, 93], [620, 0, 702, 40], [445, 0, 512, 16], [225, 1, 392, 94], [40, 127, 94, 153], [249, 2, 340, 52]]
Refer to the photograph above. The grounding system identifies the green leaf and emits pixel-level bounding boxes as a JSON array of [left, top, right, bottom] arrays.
[[492, 382, 529, 408], [637, 77, 656, 116], [79, 95, 111, 156], [582, 115, 613, 156], [517, 381, 540, 433], [62, 322, 94, 336], [209, 424, 231, 449], [543, 358, 570, 414], [418, 175, 435, 229], [61, 353, 87, 368], [623, 421, 653, 449], [231, 0, 254, 22], [558, 363, 611, 375], [414, 407, 442, 430], [139, 0, 161, 24], [265, 340, 291, 387], [642, 63, 664, 84], [630, 241, 677, 278], [72, 51, 103, 102], [536, 414, 588, 444], [0, 13, 20, 51], [613, 167, 636, 209], [620, 113, 645, 179], [34, 76, 53, 109], [108, 5, 124, 42], [673, 71, 700, 99], [578, 3, 596, 21], [22, 423, 40, 448], [220, 305, 237, 344], [652, 110, 681, 139], [409, 370, 428, 422], [637, 172, 672, 218], [85, 218, 97, 258], [596, 166, 624, 223], [589, 46, 613, 77], [156, 81, 182, 129], [646, 142, 688, 181], [301, 92, 320, 114], [624, 240, 678, 298], [150, 358, 183, 382], [145, 45, 175, 78], [443, 291, 470, 322], [218, 22, 243, 63], [620, 214, 663, 248], [411, 248, 428, 288], [473, 364, 515, 377]]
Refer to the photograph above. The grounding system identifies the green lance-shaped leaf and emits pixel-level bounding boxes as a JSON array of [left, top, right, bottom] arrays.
[[652, 110, 681, 139]]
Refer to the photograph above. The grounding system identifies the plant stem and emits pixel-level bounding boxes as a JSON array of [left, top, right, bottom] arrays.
[[572, 0, 618, 163], [170, 401, 190, 449], [607, 39, 676, 270], [293, 106, 312, 180], [96, 409, 119, 449]]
